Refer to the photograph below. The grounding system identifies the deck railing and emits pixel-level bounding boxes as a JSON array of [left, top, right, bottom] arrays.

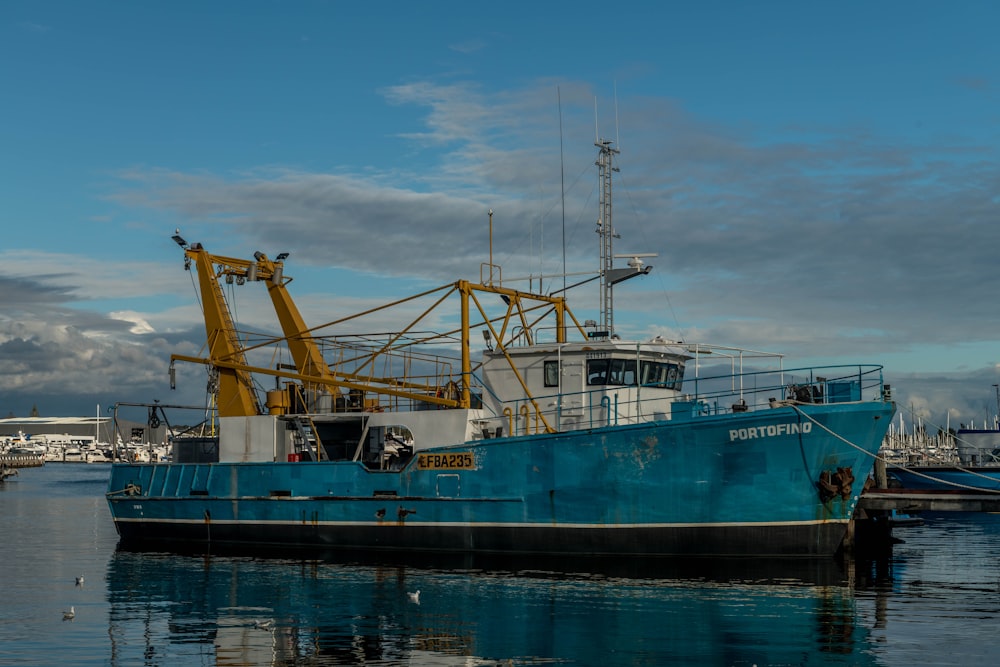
[[483, 364, 887, 436]]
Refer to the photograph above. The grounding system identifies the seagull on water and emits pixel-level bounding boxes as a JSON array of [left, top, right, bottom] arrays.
[[407, 590, 420, 604], [63, 606, 75, 621], [75, 576, 84, 586], [253, 619, 274, 630]]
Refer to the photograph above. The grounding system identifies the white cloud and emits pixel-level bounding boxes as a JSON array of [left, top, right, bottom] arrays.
[[109, 311, 155, 335]]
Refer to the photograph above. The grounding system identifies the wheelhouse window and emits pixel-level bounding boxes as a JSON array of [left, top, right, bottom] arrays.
[[544, 360, 560, 387], [587, 358, 609, 385], [608, 359, 637, 385], [640, 361, 683, 390], [588, 357, 683, 389]]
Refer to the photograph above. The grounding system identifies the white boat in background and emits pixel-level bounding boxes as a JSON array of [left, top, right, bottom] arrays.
[[953, 426, 1000, 466], [62, 445, 84, 462], [85, 448, 112, 463], [2, 431, 47, 457]]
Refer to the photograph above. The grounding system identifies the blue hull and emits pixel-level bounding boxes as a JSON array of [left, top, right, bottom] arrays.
[[108, 401, 894, 556], [888, 466, 1000, 492]]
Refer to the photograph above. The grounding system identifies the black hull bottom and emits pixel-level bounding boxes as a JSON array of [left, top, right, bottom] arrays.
[[112, 520, 850, 557], [114, 539, 855, 585]]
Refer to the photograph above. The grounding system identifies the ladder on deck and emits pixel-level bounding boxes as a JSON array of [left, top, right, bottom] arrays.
[[289, 415, 327, 461]]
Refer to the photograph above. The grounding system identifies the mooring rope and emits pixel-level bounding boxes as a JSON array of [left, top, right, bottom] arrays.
[[791, 404, 1000, 494], [106, 483, 143, 496]]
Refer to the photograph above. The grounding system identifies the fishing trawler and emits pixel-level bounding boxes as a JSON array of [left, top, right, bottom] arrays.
[[106, 141, 895, 556]]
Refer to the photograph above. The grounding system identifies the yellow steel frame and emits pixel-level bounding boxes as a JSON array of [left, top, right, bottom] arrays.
[[174, 244, 590, 425]]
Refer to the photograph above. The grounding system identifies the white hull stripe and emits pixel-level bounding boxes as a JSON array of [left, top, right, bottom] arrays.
[[113, 518, 849, 529]]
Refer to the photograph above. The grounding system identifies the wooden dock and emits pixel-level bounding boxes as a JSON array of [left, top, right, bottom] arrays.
[[0, 454, 45, 468], [859, 488, 1000, 513]]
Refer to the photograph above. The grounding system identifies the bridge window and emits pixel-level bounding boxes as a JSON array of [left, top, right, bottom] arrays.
[[640, 361, 683, 390], [587, 359, 609, 385], [608, 359, 637, 385], [588, 358, 682, 388], [587, 358, 638, 386]]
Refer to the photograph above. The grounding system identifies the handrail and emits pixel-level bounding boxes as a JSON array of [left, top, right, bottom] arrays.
[[482, 364, 888, 436]]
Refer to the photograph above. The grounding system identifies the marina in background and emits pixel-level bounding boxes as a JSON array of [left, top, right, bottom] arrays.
[[859, 388, 1000, 518], [0, 413, 172, 464], [875, 387, 1000, 494]]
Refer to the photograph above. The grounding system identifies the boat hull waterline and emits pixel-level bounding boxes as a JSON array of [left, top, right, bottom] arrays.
[[108, 401, 893, 556]]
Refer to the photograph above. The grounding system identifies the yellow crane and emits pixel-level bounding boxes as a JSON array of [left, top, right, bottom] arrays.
[[168, 233, 588, 435], [170, 234, 333, 418]]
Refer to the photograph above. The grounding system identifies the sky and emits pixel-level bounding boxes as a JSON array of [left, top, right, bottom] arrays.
[[2, 1, 1000, 434]]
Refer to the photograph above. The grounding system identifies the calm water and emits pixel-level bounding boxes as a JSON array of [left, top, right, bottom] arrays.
[[2, 465, 1000, 666]]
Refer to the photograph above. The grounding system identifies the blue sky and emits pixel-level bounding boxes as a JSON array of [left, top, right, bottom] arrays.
[[2, 1, 1000, 432]]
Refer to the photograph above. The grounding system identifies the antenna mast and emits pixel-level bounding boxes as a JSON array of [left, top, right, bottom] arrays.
[[596, 138, 620, 333], [559, 87, 567, 297]]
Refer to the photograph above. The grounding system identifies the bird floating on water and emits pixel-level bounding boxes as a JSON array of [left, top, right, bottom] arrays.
[[75, 576, 84, 586], [253, 619, 274, 630], [407, 590, 420, 604], [63, 606, 75, 621]]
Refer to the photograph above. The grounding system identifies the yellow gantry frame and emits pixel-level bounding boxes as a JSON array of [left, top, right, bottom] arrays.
[[180, 245, 338, 417], [173, 244, 590, 431]]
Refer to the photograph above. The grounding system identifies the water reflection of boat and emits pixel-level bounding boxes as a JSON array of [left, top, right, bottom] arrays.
[[107, 142, 895, 557], [106, 546, 875, 666], [116, 539, 860, 586]]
